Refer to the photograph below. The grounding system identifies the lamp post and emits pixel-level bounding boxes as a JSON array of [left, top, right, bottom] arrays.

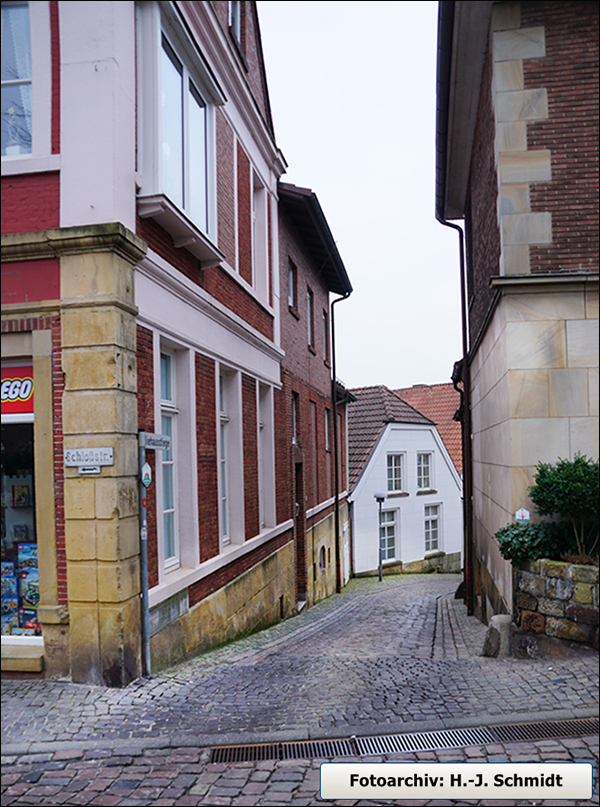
[[374, 491, 386, 582]]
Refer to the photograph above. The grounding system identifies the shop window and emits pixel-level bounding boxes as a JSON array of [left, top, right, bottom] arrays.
[[1, 421, 40, 636]]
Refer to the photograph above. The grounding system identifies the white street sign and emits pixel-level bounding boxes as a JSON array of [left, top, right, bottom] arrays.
[[64, 447, 114, 467], [141, 433, 171, 451]]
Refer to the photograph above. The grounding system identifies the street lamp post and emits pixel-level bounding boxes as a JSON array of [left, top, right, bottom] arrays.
[[374, 491, 386, 582]]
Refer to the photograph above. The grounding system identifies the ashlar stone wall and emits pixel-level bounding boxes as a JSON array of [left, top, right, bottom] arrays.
[[514, 559, 599, 649]]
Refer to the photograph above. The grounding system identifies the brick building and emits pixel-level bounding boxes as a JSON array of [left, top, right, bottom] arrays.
[[436, 1, 598, 621], [1, 1, 352, 685], [277, 183, 353, 606]]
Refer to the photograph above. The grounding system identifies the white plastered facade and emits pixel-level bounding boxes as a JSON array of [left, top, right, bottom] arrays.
[[350, 423, 463, 575]]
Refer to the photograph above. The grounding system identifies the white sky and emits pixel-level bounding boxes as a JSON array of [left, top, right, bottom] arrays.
[[257, 0, 463, 391]]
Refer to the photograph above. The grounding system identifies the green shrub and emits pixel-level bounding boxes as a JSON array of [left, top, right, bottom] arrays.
[[528, 453, 599, 559], [495, 453, 599, 564], [495, 521, 570, 564]]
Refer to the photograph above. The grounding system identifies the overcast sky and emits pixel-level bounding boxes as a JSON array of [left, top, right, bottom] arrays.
[[257, 0, 463, 392]]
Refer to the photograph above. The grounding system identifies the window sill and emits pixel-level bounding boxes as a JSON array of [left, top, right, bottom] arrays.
[[1, 153, 61, 176], [417, 489, 438, 496], [387, 491, 409, 498], [289, 306, 300, 320], [308, 345, 316, 355], [137, 193, 224, 268]]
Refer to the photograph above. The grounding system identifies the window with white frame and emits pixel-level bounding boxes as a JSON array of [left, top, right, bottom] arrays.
[[288, 259, 297, 310], [252, 173, 268, 297], [291, 392, 299, 445], [160, 34, 208, 230], [307, 288, 314, 348], [379, 510, 396, 560], [325, 408, 331, 452], [228, 0, 241, 41], [160, 352, 179, 570], [1, 1, 32, 156], [424, 504, 440, 552], [417, 453, 432, 489], [387, 453, 403, 492], [219, 372, 230, 547], [137, 2, 225, 249], [322, 310, 329, 362], [258, 383, 275, 531]]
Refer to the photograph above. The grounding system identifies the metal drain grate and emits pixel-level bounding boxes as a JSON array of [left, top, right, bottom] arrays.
[[489, 717, 599, 744], [209, 716, 599, 763], [356, 726, 495, 756], [211, 738, 357, 763]]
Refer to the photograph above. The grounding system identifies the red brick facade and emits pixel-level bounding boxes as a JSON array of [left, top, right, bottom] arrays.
[[0, 173, 60, 235], [237, 143, 253, 285], [465, 46, 502, 347], [195, 353, 219, 563], [522, 1, 599, 275]]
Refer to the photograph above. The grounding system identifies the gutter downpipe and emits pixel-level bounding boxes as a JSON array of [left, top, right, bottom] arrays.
[[436, 0, 474, 616], [331, 290, 351, 594], [437, 216, 475, 616]]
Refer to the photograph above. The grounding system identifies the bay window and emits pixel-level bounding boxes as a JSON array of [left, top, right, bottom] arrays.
[[137, 1, 225, 264]]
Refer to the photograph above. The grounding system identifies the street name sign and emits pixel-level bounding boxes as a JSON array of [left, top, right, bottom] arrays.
[[64, 447, 114, 467], [141, 433, 171, 451]]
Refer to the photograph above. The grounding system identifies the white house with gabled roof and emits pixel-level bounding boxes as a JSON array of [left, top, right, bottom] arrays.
[[348, 386, 463, 575]]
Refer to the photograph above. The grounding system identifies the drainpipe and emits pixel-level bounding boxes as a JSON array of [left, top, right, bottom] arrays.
[[331, 290, 351, 594], [435, 216, 475, 616]]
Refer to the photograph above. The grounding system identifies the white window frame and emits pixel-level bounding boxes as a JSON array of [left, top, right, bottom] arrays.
[[136, 1, 225, 261], [160, 351, 180, 572], [306, 287, 314, 347], [417, 452, 433, 489], [288, 259, 297, 309], [379, 509, 397, 561], [217, 368, 243, 549], [252, 171, 268, 298], [387, 453, 404, 493], [424, 504, 441, 552], [152, 337, 198, 583], [322, 310, 329, 362], [1, 0, 54, 172], [257, 383, 275, 532], [291, 392, 299, 445], [228, 0, 241, 41]]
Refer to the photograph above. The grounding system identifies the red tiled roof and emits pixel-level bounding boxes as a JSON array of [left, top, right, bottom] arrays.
[[348, 385, 433, 488], [395, 383, 463, 474]]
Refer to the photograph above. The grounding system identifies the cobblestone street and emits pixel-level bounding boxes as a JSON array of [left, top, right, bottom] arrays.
[[2, 574, 598, 805]]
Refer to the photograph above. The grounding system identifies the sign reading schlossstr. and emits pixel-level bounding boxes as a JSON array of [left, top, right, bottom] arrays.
[[64, 447, 114, 467]]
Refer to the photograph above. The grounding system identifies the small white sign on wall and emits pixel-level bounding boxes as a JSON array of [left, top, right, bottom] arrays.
[[515, 508, 530, 524]]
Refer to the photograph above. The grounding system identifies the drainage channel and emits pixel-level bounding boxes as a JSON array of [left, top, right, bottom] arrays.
[[210, 716, 599, 763]]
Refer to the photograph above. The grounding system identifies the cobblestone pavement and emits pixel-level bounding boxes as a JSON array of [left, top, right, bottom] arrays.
[[2, 573, 598, 806]]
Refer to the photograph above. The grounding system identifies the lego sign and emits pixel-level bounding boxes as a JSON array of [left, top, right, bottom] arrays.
[[1, 366, 34, 415]]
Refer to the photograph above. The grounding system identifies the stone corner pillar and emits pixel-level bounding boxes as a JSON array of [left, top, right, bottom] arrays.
[[59, 223, 147, 686]]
